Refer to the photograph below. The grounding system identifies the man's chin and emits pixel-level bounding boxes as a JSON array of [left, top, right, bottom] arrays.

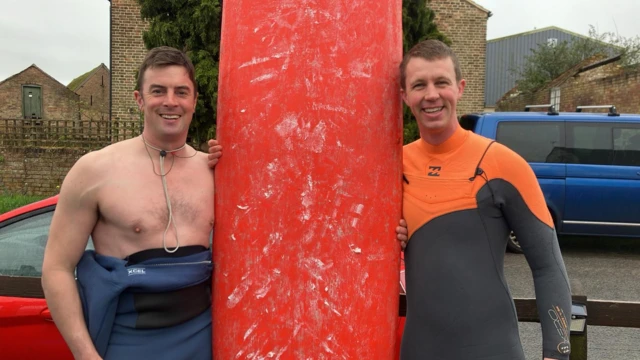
[[419, 119, 448, 132]]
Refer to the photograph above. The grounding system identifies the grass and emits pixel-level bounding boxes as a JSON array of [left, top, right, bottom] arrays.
[[0, 194, 47, 214]]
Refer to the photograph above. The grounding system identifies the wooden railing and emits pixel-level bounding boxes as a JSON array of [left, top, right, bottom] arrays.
[[0, 118, 142, 149]]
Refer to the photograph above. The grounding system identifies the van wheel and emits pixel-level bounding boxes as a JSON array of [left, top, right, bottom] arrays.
[[506, 231, 523, 254]]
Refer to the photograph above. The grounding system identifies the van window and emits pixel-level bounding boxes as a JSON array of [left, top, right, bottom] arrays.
[[567, 124, 613, 165], [612, 126, 640, 166], [496, 122, 565, 163]]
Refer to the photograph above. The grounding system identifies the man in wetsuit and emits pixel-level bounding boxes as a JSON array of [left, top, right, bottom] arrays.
[[42, 46, 221, 360], [396, 40, 572, 360]]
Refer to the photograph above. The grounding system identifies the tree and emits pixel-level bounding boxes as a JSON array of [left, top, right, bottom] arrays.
[[136, 0, 446, 145], [514, 25, 640, 95], [402, 0, 450, 144], [136, 0, 223, 147]]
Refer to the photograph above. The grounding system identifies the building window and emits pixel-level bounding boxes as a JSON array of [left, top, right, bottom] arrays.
[[547, 38, 558, 47], [22, 85, 42, 119], [550, 87, 561, 112]]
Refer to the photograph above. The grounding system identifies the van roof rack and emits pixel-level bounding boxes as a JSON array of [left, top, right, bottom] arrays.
[[575, 105, 620, 116], [524, 104, 559, 115]]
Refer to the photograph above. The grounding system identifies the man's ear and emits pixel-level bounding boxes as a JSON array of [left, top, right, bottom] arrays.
[[401, 88, 409, 106], [457, 79, 466, 100], [133, 90, 144, 111]]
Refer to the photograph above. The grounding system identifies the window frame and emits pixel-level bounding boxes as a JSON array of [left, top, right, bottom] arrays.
[[550, 87, 561, 112]]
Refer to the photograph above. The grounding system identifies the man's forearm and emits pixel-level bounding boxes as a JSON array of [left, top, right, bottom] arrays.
[[42, 269, 100, 360]]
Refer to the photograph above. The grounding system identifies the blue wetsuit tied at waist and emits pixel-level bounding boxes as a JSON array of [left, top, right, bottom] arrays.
[[76, 245, 213, 360]]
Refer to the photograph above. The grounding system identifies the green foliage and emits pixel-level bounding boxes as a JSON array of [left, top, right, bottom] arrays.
[[402, 0, 450, 53], [402, 0, 449, 144], [0, 194, 46, 214], [136, 0, 222, 147], [514, 25, 640, 94]]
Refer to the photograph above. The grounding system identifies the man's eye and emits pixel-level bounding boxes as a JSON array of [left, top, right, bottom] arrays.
[[151, 89, 162, 94]]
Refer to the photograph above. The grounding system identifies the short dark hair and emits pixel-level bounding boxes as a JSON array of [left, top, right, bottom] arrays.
[[399, 40, 462, 90], [137, 46, 197, 95]]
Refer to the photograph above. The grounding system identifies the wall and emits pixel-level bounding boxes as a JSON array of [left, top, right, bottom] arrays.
[[0, 147, 87, 196], [429, 0, 488, 115]]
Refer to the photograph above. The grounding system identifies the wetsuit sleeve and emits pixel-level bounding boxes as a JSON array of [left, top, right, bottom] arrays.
[[486, 144, 572, 360]]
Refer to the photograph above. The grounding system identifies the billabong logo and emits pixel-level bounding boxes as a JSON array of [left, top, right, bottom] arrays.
[[428, 166, 441, 177], [127, 268, 146, 276]]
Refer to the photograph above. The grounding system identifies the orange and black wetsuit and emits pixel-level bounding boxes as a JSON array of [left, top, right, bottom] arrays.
[[401, 126, 572, 360]]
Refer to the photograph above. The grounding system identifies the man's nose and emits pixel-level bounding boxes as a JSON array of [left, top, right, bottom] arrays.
[[163, 91, 178, 106], [423, 85, 439, 101]]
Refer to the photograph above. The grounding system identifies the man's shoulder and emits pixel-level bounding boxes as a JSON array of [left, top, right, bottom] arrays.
[[483, 139, 526, 163], [69, 138, 137, 177], [466, 131, 495, 148]]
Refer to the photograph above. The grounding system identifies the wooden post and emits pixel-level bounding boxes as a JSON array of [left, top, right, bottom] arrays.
[[570, 279, 588, 360]]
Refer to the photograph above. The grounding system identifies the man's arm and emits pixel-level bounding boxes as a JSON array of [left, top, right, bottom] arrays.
[[42, 153, 102, 360], [488, 144, 572, 360]]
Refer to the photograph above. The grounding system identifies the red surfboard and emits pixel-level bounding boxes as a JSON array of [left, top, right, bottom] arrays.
[[214, 1, 403, 358]]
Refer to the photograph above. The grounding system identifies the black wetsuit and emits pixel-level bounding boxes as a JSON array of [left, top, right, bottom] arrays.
[[401, 126, 572, 360]]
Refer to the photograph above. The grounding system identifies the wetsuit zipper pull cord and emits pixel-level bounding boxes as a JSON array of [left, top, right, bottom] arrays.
[[159, 151, 180, 253]]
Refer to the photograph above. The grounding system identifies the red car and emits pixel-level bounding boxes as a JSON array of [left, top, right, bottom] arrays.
[[0, 196, 406, 359], [0, 195, 74, 359]]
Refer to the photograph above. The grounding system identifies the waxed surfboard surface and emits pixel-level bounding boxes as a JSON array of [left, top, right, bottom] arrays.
[[213, 1, 403, 358]]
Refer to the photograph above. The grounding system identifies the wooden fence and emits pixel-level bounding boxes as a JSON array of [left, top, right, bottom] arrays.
[[0, 118, 142, 149]]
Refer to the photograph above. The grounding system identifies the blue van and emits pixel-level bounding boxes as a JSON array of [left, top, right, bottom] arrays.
[[460, 105, 640, 252]]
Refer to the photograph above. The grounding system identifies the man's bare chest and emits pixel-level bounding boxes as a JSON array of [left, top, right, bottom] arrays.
[[97, 165, 214, 231]]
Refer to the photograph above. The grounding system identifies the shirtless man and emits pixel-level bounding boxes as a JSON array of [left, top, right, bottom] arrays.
[[42, 46, 220, 360]]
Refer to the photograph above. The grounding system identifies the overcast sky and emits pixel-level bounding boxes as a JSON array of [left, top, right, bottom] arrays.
[[0, 0, 110, 86], [1, 0, 639, 86], [476, 0, 640, 40]]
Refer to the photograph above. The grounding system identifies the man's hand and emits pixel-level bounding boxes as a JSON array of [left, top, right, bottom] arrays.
[[207, 139, 222, 168], [396, 219, 408, 250]]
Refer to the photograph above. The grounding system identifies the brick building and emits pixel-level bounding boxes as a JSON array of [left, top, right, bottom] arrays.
[[429, 0, 491, 115], [109, 0, 148, 123], [0, 64, 79, 121], [68, 63, 111, 121], [108, 0, 490, 121], [497, 55, 640, 114]]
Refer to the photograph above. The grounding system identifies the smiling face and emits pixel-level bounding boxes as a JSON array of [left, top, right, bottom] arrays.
[[134, 65, 197, 144], [402, 56, 465, 143]]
